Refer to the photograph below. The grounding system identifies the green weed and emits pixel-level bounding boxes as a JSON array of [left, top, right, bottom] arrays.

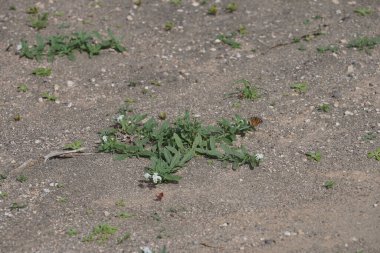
[[226, 3, 237, 13], [99, 111, 262, 183], [318, 103, 331, 112], [17, 84, 28, 92], [317, 45, 338, 53], [237, 25, 247, 35], [29, 13, 49, 30], [324, 180, 335, 189], [0, 174, 7, 180], [41, 92, 57, 101], [82, 224, 118, 243], [367, 147, 380, 161], [16, 175, 28, 183], [116, 212, 133, 219], [10, 202, 27, 210], [133, 0, 142, 6], [228, 79, 260, 100], [290, 82, 308, 93], [64, 140, 82, 150], [26, 6, 39, 14], [362, 132, 376, 141], [306, 151, 321, 162], [67, 228, 78, 237], [354, 7, 373, 16], [9, 6, 16, 11], [164, 21, 174, 31], [19, 30, 126, 62], [217, 34, 240, 49], [115, 199, 125, 207], [208, 4, 218, 15], [0, 191, 8, 199], [14, 114, 21, 121], [170, 0, 182, 5], [347, 36, 380, 52], [117, 232, 130, 244], [32, 67, 51, 77]]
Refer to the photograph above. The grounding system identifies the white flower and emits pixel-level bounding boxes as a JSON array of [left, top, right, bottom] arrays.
[[144, 173, 151, 180], [16, 43, 22, 51], [102, 136, 108, 142], [141, 247, 152, 253], [152, 173, 162, 184], [116, 114, 124, 123], [255, 153, 264, 160]]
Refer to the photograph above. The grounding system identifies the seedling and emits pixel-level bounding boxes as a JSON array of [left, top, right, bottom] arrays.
[[216, 34, 240, 49], [227, 79, 260, 100], [354, 7, 373, 16], [17, 84, 28, 92], [9, 6, 16, 11], [26, 6, 39, 14], [151, 212, 161, 221], [32, 67, 51, 77], [306, 151, 321, 162], [0, 174, 7, 180], [14, 114, 21, 121], [367, 147, 380, 161], [298, 44, 306, 51], [170, 0, 182, 5], [64, 140, 82, 150], [164, 21, 174, 31], [290, 82, 308, 93], [67, 228, 78, 237], [324, 180, 335, 189], [292, 37, 301, 43], [116, 212, 133, 219], [82, 224, 118, 243], [16, 175, 28, 183], [318, 103, 331, 112], [303, 19, 310, 25], [57, 196, 68, 203], [362, 132, 376, 141], [158, 112, 167, 120], [317, 45, 338, 53], [115, 199, 125, 207], [29, 12, 49, 30], [0, 191, 8, 199], [133, 0, 142, 6], [117, 232, 130, 244], [226, 3, 237, 13], [41, 92, 57, 101], [347, 36, 380, 52], [10, 202, 27, 210], [208, 4, 218, 15]]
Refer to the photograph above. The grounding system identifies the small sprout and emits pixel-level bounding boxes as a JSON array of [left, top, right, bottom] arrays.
[[170, 0, 182, 5], [26, 6, 39, 14], [354, 7, 373, 16], [317, 45, 338, 53], [150, 80, 161, 86], [41, 92, 57, 101], [313, 15, 322, 19], [216, 34, 240, 48], [115, 199, 125, 207], [17, 84, 28, 92], [0, 174, 7, 180], [158, 112, 167, 120], [290, 82, 308, 93], [9, 5, 16, 11], [29, 12, 49, 30], [10, 202, 27, 210], [362, 132, 376, 141], [324, 180, 335, 189], [133, 0, 142, 6], [237, 25, 247, 35], [226, 2, 237, 13], [306, 151, 321, 162], [64, 140, 82, 150], [200, 0, 209, 5], [318, 103, 331, 112], [303, 19, 310, 25], [208, 4, 218, 15], [292, 37, 301, 43], [232, 79, 260, 100], [14, 114, 21, 121], [298, 44, 306, 51], [16, 175, 28, 183], [117, 232, 130, 244], [0, 191, 8, 199], [164, 21, 174, 31], [82, 224, 118, 243], [32, 67, 52, 77], [347, 36, 380, 52], [57, 196, 68, 203], [151, 212, 161, 221], [116, 212, 133, 219], [367, 147, 380, 161], [67, 228, 78, 237]]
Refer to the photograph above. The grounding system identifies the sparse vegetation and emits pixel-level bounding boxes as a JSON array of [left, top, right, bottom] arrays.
[[208, 4, 218, 15], [16, 175, 28, 183], [14, 114, 21, 121], [117, 232, 130, 244], [67, 228, 78, 237], [228, 79, 260, 100], [10, 202, 27, 210], [29, 12, 49, 30], [324, 180, 335, 189], [347, 36, 380, 52], [362, 132, 376, 141], [170, 0, 182, 6], [64, 140, 82, 150], [317, 45, 338, 53], [216, 34, 241, 48], [354, 7, 373, 16], [318, 103, 331, 112], [32, 67, 52, 77], [116, 212, 133, 219], [306, 151, 321, 162], [82, 224, 118, 243], [164, 21, 174, 31], [41, 92, 57, 101], [17, 84, 28, 92], [226, 3, 237, 13], [290, 82, 308, 93], [367, 147, 380, 161]]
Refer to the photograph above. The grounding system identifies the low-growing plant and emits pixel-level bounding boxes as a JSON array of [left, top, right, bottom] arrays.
[[26, 6, 39, 14], [0, 191, 8, 199], [347, 36, 380, 52], [216, 34, 240, 49], [41, 92, 57, 101], [354, 7, 373, 16], [17, 84, 28, 92], [317, 45, 338, 53], [67, 228, 78, 237], [0, 174, 7, 180], [16, 175, 28, 183], [32, 67, 51, 77], [237, 25, 247, 35], [324, 180, 335, 189], [29, 12, 49, 30], [9, 5, 16, 11], [10, 202, 27, 210], [170, 0, 182, 5], [117, 232, 130, 244], [227, 79, 260, 100], [115, 199, 125, 207], [226, 3, 237, 13], [19, 30, 126, 62], [64, 140, 82, 150], [133, 0, 142, 6], [318, 103, 331, 112], [116, 212, 133, 219], [362, 132, 376, 141], [367, 147, 380, 161], [164, 21, 174, 31], [82, 224, 118, 243], [306, 151, 321, 162], [99, 110, 262, 184], [290, 82, 308, 93], [208, 4, 218, 15]]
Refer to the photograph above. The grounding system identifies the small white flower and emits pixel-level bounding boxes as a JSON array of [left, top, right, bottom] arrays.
[[102, 136, 108, 142], [255, 153, 264, 160], [152, 173, 162, 184], [16, 43, 22, 51], [141, 247, 152, 253], [144, 173, 151, 180], [116, 114, 124, 123]]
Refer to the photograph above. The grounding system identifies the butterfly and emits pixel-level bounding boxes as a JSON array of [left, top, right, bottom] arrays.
[[249, 117, 263, 127]]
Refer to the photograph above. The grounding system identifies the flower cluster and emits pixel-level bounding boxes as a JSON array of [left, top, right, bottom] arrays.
[[116, 114, 125, 123], [255, 153, 264, 161], [144, 172, 162, 184]]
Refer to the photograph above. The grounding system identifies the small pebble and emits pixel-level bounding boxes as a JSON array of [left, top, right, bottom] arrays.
[[104, 211, 110, 217], [344, 111, 354, 116], [67, 80, 74, 87]]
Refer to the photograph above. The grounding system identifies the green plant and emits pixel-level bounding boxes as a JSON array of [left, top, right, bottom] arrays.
[[237, 25, 247, 35], [324, 180, 335, 189], [292, 37, 301, 43], [19, 30, 126, 62], [57, 196, 68, 203], [228, 79, 260, 100], [26, 6, 39, 14], [29, 12, 49, 30], [133, 0, 142, 6], [290, 82, 308, 93], [362, 132, 376, 141], [354, 7, 373, 16], [303, 19, 310, 25], [64, 140, 82, 150], [367, 147, 380, 161], [347, 36, 380, 52], [0, 174, 7, 180], [115, 199, 125, 207], [10, 202, 27, 210], [82, 224, 118, 243], [14, 114, 21, 121], [170, 0, 182, 5], [226, 3, 237, 13], [318, 103, 331, 112], [216, 34, 240, 49], [41, 92, 57, 101], [99, 110, 262, 184], [16, 175, 28, 183], [317, 45, 338, 53], [0, 191, 8, 199], [117, 232, 130, 244], [208, 4, 218, 15], [9, 5, 16, 11], [32, 67, 52, 77], [306, 151, 321, 162], [67, 228, 78, 237], [158, 112, 167, 120], [164, 21, 174, 31], [116, 212, 133, 219], [151, 212, 161, 221], [17, 84, 28, 92]]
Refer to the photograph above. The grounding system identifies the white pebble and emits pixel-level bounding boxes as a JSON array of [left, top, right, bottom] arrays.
[[344, 111, 354, 116], [67, 80, 74, 87]]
